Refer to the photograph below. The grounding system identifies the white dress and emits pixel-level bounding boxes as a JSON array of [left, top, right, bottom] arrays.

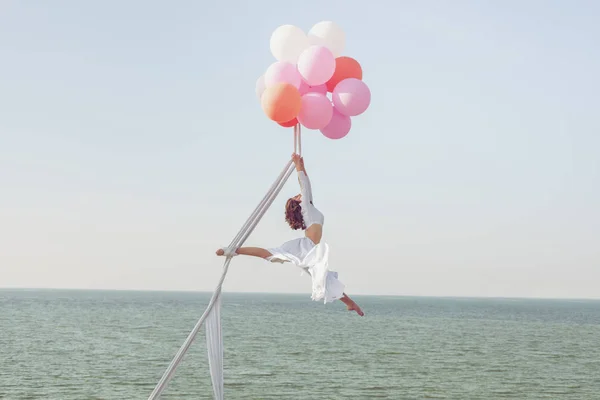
[[266, 171, 345, 304]]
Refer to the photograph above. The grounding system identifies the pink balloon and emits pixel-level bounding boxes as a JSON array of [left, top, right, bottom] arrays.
[[264, 61, 302, 89], [299, 80, 328, 96], [297, 93, 333, 130], [320, 107, 351, 139], [332, 78, 371, 116], [297, 45, 336, 86]]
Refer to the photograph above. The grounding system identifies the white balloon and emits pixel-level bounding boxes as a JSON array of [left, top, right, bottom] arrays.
[[269, 24, 310, 63], [255, 75, 266, 100], [308, 21, 345, 58]]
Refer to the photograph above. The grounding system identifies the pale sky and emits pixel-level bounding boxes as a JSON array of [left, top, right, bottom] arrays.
[[1, 1, 599, 298]]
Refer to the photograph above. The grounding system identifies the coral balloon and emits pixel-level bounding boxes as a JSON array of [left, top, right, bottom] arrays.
[[270, 25, 310, 63], [298, 80, 328, 96], [278, 118, 298, 128], [264, 61, 302, 89], [261, 83, 302, 123], [255, 75, 266, 100], [308, 21, 346, 57], [332, 78, 371, 117], [326, 57, 363, 92], [320, 108, 351, 140], [297, 45, 336, 86], [297, 93, 333, 130]]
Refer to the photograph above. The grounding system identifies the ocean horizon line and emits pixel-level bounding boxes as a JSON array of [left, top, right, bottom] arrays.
[[1, 286, 599, 302]]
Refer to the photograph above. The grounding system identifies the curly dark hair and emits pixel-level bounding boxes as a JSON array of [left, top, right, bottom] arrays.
[[285, 197, 306, 230]]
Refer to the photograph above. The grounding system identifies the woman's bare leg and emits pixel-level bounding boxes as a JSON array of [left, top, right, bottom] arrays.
[[339, 293, 364, 316], [216, 247, 272, 259]]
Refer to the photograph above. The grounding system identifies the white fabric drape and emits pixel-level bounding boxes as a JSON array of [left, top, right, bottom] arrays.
[[147, 149, 299, 399], [206, 294, 223, 399], [146, 126, 302, 400]]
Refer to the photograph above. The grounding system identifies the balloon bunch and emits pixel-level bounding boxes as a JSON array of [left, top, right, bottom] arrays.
[[256, 21, 371, 140]]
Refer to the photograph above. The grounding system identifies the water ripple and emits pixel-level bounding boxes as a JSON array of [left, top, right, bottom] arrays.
[[1, 290, 600, 399]]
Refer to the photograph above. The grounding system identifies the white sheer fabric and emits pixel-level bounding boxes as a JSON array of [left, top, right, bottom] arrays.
[[205, 295, 224, 399], [267, 238, 345, 303]]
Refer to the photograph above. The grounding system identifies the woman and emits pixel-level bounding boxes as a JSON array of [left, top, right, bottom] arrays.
[[216, 153, 364, 316]]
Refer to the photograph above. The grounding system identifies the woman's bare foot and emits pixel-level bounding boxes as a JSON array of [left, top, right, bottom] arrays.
[[347, 301, 364, 316], [340, 294, 364, 316]]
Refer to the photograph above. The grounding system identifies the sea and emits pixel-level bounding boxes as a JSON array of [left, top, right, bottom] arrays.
[[1, 289, 600, 399]]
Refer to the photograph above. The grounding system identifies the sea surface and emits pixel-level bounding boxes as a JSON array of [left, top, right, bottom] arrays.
[[1, 289, 600, 399]]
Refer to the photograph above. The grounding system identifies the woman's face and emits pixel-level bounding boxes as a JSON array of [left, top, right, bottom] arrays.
[[292, 193, 302, 202]]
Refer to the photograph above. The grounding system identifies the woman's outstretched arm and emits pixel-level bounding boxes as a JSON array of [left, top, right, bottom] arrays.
[[216, 247, 272, 259], [292, 153, 313, 203], [292, 153, 306, 173]]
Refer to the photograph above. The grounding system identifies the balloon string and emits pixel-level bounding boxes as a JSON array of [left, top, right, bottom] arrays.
[[298, 124, 302, 156], [293, 124, 302, 156]]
